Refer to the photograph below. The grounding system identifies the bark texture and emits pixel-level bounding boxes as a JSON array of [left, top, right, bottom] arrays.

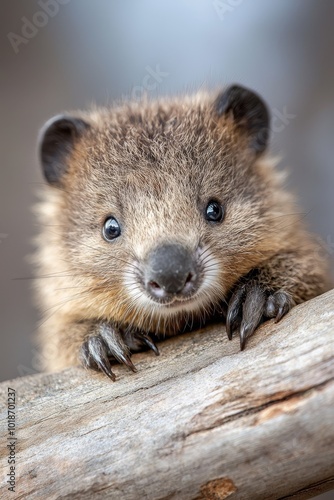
[[1, 290, 334, 500]]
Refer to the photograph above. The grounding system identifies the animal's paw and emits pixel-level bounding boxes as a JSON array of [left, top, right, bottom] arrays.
[[226, 282, 294, 350], [80, 324, 159, 381]]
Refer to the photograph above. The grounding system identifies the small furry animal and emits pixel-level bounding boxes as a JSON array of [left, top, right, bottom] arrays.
[[35, 85, 329, 380]]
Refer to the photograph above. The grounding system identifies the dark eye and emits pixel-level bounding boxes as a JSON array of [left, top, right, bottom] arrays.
[[205, 200, 225, 222], [103, 217, 121, 241]]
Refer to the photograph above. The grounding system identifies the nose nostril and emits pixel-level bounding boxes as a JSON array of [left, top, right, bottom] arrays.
[[185, 272, 193, 284], [149, 280, 161, 290]]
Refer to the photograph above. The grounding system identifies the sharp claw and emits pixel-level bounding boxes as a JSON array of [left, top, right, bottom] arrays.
[[226, 308, 237, 340], [97, 358, 116, 381], [275, 301, 290, 323], [98, 324, 137, 372], [239, 322, 256, 351], [240, 334, 246, 351], [226, 285, 246, 340], [116, 352, 137, 373], [227, 280, 293, 351], [142, 336, 160, 356], [81, 336, 116, 381], [226, 325, 233, 341], [239, 286, 266, 350], [272, 291, 293, 323]]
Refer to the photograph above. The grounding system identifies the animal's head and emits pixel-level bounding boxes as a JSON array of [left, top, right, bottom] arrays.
[[39, 85, 290, 332]]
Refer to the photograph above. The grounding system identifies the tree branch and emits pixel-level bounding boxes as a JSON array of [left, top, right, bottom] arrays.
[[1, 290, 334, 499]]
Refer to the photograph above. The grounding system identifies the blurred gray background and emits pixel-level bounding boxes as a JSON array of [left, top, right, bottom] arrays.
[[1, 2, 333, 498], [1, 2, 333, 376]]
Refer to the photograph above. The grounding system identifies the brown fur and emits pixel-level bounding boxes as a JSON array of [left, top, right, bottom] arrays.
[[34, 91, 330, 373]]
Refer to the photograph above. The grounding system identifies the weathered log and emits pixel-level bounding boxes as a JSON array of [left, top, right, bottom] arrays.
[[1, 290, 334, 500]]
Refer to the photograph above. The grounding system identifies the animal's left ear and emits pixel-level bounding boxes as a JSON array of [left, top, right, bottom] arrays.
[[214, 84, 269, 154]]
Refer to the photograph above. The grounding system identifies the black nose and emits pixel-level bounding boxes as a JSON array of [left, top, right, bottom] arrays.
[[145, 244, 198, 299]]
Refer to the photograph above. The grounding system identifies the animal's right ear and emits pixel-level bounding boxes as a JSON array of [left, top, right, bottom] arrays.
[[39, 115, 90, 186]]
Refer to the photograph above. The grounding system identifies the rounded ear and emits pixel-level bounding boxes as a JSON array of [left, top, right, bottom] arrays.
[[38, 115, 90, 185], [214, 85, 269, 154]]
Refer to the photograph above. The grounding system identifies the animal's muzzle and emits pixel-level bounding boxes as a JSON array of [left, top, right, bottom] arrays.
[[144, 243, 199, 300]]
